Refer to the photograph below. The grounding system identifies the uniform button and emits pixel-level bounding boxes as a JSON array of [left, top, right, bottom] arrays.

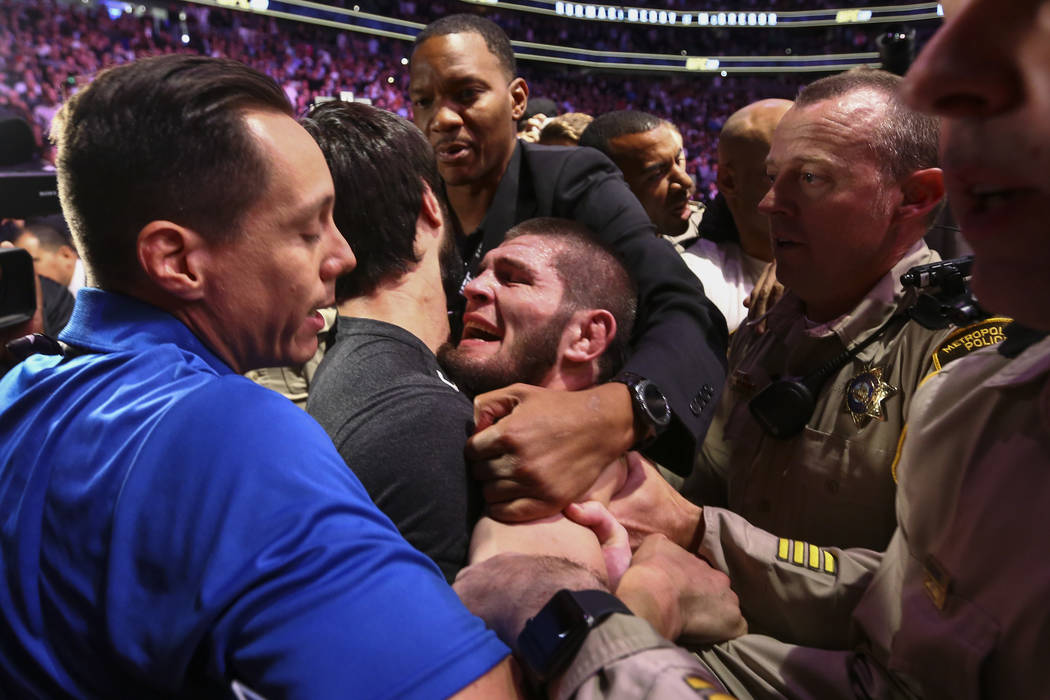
[[689, 398, 702, 415], [825, 479, 839, 494]]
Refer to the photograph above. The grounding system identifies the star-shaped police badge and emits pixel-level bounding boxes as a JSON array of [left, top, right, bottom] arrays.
[[844, 366, 898, 427]]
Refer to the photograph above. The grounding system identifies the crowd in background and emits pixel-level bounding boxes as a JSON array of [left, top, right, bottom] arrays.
[[373, 0, 911, 56], [1, 0, 935, 201]]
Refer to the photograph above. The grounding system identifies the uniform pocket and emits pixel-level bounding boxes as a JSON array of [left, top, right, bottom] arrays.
[[887, 574, 999, 700]]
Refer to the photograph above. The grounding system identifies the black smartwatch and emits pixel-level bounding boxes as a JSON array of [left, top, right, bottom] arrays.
[[611, 371, 671, 449], [517, 589, 633, 686]]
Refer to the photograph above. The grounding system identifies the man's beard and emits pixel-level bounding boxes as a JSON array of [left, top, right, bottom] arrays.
[[438, 310, 572, 397]]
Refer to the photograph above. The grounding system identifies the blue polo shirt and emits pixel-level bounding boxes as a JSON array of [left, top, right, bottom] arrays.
[[0, 289, 507, 699]]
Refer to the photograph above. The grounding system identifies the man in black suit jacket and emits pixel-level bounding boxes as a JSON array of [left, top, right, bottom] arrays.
[[409, 14, 728, 521]]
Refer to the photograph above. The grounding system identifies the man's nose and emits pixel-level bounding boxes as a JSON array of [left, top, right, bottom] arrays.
[[901, 0, 1023, 120]]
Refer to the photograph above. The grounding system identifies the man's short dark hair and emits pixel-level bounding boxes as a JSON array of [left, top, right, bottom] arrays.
[[21, 223, 70, 252], [50, 55, 291, 291], [301, 101, 450, 301], [578, 110, 664, 160], [795, 68, 939, 181], [413, 14, 517, 80], [506, 217, 637, 380]]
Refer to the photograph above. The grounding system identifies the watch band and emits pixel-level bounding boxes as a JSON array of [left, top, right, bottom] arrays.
[[517, 589, 633, 686]]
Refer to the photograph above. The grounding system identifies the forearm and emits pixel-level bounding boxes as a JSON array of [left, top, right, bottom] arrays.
[[699, 506, 882, 648]]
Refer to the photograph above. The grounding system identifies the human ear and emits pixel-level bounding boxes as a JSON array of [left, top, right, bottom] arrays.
[[136, 221, 207, 301], [509, 78, 529, 122], [716, 163, 737, 196], [562, 309, 617, 364], [893, 167, 945, 224], [419, 180, 443, 233]]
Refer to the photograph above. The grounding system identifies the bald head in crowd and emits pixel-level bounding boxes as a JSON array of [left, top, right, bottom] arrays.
[[715, 99, 792, 262]]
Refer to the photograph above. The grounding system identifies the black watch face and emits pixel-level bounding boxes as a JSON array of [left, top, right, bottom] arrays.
[[640, 380, 671, 427], [519, 589, 633, 683], [518, 591, 591, 682]]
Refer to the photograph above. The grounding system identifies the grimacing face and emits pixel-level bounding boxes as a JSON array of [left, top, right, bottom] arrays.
[[608, 124, 694, 237], [902, 0, 1050, 331], [439, 235, 572, 395], [409, 32, 527, 193], [759, 92, 905, 322], [196, 111, 356, 372]]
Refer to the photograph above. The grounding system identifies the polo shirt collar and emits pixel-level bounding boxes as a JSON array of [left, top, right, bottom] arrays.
[[59, 288, 234, 376]]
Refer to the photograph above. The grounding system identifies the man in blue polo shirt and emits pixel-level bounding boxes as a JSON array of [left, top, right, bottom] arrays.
[[0, 54, 511, 699]]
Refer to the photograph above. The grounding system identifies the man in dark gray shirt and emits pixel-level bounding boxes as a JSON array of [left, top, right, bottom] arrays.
[[303, 102, 476, 581], [305, 102, 638, 580]]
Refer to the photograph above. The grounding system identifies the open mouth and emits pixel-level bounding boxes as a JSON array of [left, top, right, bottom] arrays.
[[461, 319, 503, 343], [305, 307, 327, 332], [669, 200, 691, 217], [436, 141, 471, 161]]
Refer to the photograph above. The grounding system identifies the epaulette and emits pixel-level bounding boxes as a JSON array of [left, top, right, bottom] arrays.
[[999, 322, 1050, 358], [930, 317, 1012, 371]]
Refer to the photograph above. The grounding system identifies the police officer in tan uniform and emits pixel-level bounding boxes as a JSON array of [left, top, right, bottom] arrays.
[[683, 68, 1002, 552], [603, 3, 1050, 693]]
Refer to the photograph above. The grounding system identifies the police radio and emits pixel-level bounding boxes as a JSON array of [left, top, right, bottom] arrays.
[[900, 255, 985, 329], [749, 256, 984, 439]]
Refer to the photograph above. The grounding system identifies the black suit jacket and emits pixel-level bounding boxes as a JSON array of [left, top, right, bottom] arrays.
[[459, 140, 728, 473]]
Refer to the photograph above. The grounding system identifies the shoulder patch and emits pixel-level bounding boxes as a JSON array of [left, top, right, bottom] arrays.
[[931, 317, 1012, 370]]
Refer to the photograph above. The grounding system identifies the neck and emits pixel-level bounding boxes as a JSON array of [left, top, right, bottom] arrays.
[[725, 198, 773, 262], [803, 231, 924, 324], [541, 360, 601, 393], [446, 183, 496, 236], [446, 138, 517, 235], [737, 226, 773, 262], [802, 296, 861, 325], [338, 267, 450, 354], [170, 302, 250, 373]]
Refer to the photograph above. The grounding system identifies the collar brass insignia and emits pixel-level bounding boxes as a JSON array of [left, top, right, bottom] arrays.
[[844, 366, 898, 427]]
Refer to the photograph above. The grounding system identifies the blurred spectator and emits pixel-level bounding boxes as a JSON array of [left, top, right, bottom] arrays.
[[681, 98, 791, 331], [538, 111, 593, 146], [14, 220, 77, 288], [2, 0, 939, 202], [579, 110, 695, 238]]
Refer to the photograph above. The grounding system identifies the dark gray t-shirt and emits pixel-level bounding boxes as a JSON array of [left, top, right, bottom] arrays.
[[307, 317, 480, 582]]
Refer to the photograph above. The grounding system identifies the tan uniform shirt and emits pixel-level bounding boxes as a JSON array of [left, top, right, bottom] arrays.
[[850, 334, 1050, 698], [556, 614, 734, 700], [696, 335, 1050, 699], [685, 244, 950, 551]]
